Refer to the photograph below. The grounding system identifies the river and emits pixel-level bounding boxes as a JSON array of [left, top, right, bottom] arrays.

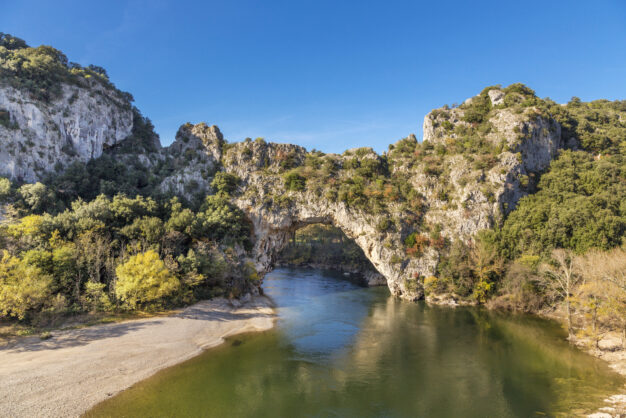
[[87, 268, 624, 417]]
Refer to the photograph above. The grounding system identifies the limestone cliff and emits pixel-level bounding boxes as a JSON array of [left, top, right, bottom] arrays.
[[416, 86, 562, 241], [0, 81, 133, 182], [157, 122, 224, 198], [2, 83, 568, 301]]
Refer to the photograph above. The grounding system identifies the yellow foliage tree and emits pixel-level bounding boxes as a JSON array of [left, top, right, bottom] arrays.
[[541, 249, 581, 339], [578, 247, 626, 348], [0, 250, 52, 319], [115, 250, 179, 309], [423, 276, 439, 296], [7, 214, 44, 240]]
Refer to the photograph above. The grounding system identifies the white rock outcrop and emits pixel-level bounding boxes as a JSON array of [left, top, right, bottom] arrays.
[[0, 82, 133, 182], [158, 123, 224, 199]]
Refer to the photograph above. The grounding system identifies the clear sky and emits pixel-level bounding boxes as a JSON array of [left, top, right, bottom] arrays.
[[3, 0, 626, 153]]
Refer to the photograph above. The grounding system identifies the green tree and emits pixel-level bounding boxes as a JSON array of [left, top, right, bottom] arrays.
[[211, 172, 240, 196], [19, 182, 56, 213], [283, 171, 306, 191], [0, 177, 11, 201]]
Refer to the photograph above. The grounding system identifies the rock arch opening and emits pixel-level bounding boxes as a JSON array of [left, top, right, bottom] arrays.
[[275, 224, 386, 287], [235, 201, 434, 301]]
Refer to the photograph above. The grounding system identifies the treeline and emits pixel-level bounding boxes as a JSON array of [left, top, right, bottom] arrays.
[[429, 242, 626, 346], [0, 172, 255, 324]]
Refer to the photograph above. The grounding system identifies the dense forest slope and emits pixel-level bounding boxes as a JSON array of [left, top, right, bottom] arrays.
[[0, 34, 624, 346]]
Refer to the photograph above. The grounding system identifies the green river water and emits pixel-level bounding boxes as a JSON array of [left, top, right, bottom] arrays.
[[87, 268, 624, 417]]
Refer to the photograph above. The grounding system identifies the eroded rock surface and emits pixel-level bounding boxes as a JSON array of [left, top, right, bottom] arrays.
[[0, 82, 133, 182], [2, 85, 567, 300]]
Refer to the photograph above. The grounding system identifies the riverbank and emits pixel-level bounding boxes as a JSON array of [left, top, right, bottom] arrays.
[[529, 310, 626, 417], [577, 334, 626, 418], [425, 294, 626, 417], [0, 296, 275, 418]]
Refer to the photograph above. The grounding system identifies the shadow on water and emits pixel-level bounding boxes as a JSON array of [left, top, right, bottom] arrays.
[[87, 267, 625, 418]]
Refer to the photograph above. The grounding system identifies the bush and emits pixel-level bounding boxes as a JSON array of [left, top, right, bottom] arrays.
[[503, 83, 536, 97], [0, 251, 52, 319], [423, 276, 440, 295], [0, 109, 18, 129], [283, 171, 306, 191], [115, 250, 179, 309], [18, 182, 57, 213], [211, 172, 240, 196], [376, 218, 391, 232], [0, 33, 130, 103], [82, 281, 112, 312], [461, 93, 492, 124], [404, 232, 430, 257], [0, 177, 11, 201]]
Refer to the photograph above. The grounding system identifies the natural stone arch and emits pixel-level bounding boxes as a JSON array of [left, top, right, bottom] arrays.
[[276, 223, 387, 286], [234, 194, 436, 300], [171, 86, 564, 301], [222, 140, 439, 301], [218, 108, 562, 300]]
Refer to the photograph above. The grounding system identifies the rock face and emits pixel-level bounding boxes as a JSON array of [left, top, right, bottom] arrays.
[[418, 89, 563, 240], [213, 139, 434, 300], [214, 86, 565, 300], [0, 82, 133, 182], [2, 84, 567, 301], [158, 123, 224, 198], [234, 189, 435, 299]]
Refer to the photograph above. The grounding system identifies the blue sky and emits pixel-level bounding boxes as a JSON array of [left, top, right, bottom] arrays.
[[3, 0, 626, 153]]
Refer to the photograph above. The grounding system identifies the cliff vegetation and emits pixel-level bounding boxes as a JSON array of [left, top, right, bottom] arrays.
[[0, 34, 624, 349]]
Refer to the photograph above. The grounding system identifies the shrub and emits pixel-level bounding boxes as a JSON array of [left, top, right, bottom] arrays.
[[376, 218, 391, 232], [115, 250, 179, 309], [0, 109, 18, 129], [82, 281, 112, 312], [283, 171, 306, 191], [461, 93, 492, 124], [0, 177, 12, 201], [404, 232, 430, 257], [423, 276, 439, 295], [0, 251, 52, 320], [211, 172, 240, 196], [503, 83, 536, 97]]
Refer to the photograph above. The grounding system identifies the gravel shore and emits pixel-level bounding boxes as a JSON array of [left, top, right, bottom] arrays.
[[0, 296, 275, 418], [582, 335, 626, 418]]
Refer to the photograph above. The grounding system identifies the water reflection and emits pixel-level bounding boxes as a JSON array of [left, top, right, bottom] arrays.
[[88, 268, 624, 418]]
